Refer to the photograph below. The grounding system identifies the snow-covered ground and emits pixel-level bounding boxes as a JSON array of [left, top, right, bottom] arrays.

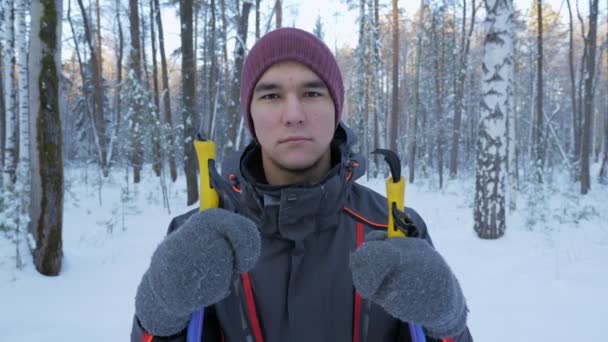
[[1, 167, 607, 341]]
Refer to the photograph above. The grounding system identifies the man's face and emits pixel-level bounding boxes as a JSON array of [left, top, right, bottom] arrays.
[[250, 61, 336, 180]]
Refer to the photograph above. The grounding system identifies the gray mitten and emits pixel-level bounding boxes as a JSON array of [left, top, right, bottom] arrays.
[[349, 231, 467, 338], [135, 208, 261, 336]]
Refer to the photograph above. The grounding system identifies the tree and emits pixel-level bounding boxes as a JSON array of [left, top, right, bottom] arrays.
[[275, 0, 282, 28], [474, 0, 513, 239], [226, 1, 252, 154], [408, 1, 426, 183], [313, 14, 325, 40], [153, 0, 177, 182], [580, 0, 599, 194], [449, 0, 477, 178], [149, 0, 162, 177], [76, 0, 108, 176], [2, 0, 16, 187], [181, 0, 199, 205], [389, 0, 399, 153], [128, 0, 144, 183], [534, 0, 545, 183], [29, 0, 64, 275], [566, 0, 579, 175]]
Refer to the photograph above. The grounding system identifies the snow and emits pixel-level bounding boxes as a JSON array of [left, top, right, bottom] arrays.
[[1, 167, 607, 341]]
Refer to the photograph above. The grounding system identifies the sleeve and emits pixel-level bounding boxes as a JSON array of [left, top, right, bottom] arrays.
[[395, 324, 474, 342], [130, 307, 224, 342], [130, 316, 187, 342]]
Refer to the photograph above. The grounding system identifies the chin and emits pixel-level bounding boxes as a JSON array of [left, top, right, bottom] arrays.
[[279, 159, 318, 172], [278, 151, 326, 170]]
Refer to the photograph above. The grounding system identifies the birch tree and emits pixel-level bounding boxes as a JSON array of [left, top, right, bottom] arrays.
[[474, 0, 512, 239], [29, 0, 64, 275], [2, 0, 17, 188]]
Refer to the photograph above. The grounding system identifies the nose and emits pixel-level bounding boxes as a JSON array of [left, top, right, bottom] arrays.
[[282, 94, 306, 125]]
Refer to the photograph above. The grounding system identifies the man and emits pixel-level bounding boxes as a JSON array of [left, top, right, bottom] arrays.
[[132, 28, 473, 342]]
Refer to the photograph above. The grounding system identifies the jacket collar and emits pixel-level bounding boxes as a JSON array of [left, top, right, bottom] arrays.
[[223, 123, 365, 242]]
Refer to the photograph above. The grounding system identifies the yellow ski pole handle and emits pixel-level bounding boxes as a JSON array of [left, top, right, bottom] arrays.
[[194, 139, 220, 211], [386, 176, 406, 238]]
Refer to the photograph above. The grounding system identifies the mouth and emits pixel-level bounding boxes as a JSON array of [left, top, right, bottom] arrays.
[[279, 136, 312, 144]]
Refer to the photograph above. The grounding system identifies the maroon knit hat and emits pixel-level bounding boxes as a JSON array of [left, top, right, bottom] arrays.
[[240, 28, 344, 139]]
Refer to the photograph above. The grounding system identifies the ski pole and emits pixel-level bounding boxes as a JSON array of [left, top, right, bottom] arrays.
[[371, 149, 406, 238], [187, 134, 220, 342], [372, 149, 425, 342]]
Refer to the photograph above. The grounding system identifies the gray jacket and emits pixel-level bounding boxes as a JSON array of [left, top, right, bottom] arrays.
[[131, 124, 473, 342]]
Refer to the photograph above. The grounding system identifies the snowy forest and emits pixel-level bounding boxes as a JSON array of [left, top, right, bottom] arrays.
[[0, 0, 607, 340]]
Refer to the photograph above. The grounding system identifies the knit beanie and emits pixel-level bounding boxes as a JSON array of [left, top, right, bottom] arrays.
[[240, 27, 344, 139]]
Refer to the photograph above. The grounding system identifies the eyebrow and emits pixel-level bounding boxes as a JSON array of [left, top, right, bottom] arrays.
[[302, 80, 327, 89], [254, 83, 279, 93], [254, 80, 327, 93]]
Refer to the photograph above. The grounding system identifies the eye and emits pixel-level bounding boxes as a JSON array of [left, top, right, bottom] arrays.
[[260, 93, 280, 100], [304, 91, 322, 98]]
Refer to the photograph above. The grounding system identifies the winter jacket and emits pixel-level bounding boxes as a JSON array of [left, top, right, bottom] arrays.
[[131, 123, 473, 342]]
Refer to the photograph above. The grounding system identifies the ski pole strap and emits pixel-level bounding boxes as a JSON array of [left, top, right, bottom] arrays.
[[187, 309, 204, 342], [408, 323, 426, 342]]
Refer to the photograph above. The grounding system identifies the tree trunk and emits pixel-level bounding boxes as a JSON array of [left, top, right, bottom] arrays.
[[154, 0, 177, 182], [474, 0, 512, 239], [76, 0, 108, 176], [140, 0, 150, 93], [108, 0, 124, 167], [389, 0, 399, 153], [150, 0, 162, 177], [449, 0, 476, 178], [226, 1, 252, 154], [534, 0, 545, 184], [255, 0, 260, 39], [0, 46, 5, 172], [275, 0, 282, 28], [566, 0, 579, 177], [180, 0, 199, 205], [600, 6, 608, 183], [600, 103, 608, 182], [2, 0, 17, 187], [408, 0, 425, 183], [219, 0, 229, 141], [206, 0, 218, 139], [29, 0, 64, 275], [581, 0, 599, 194], [435, 12, 445, 189], [129, 0, 143, 183]]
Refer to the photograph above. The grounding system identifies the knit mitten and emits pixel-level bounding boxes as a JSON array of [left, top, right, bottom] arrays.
[[135, 209, 261, 336], [350, 231, 467, 338]]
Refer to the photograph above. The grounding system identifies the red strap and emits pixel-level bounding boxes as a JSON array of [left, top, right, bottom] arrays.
[[241, 222, 366, 342], [241, 273, 264, 342], [142, 332, 153, 342], [443, 338, 455, 342], [353, 222, 365, 342]]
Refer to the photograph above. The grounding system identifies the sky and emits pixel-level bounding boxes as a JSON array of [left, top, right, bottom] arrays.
[[157, 0, 574, 56]]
